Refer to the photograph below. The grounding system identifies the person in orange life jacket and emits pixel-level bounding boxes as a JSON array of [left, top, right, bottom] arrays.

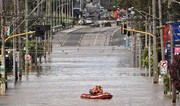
[[89, 85, 103, 95]]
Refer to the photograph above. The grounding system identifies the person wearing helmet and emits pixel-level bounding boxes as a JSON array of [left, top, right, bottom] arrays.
[[89, 85, 103, 95]]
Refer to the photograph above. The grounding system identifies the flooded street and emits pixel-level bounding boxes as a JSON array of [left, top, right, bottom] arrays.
[[0, 26, 179, 106]]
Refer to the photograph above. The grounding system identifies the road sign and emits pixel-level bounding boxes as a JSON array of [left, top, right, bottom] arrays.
[[174, 23, 180, 55], [174, 23, 180, 41], [4, 26, 11, 36], [166, 42, 171, 63], [165, 23, 180, 63], [174, 41, 180, 55], [159, 60, 168, 75]]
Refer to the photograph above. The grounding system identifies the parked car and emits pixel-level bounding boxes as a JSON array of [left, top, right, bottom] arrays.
[[102, 20, 111, 27], [84, 18, 93, 24]]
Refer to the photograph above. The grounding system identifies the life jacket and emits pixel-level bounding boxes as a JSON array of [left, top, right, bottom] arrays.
[[92, 87, 98, 94], [92, 87, 103, 94], [97, 87, 103, 94]]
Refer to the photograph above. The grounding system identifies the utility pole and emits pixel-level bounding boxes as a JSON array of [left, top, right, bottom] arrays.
[[25, 0, 29, 79], [54, 0, 58, 26], [72, 0, 74, 18], [44, 0, 48, 63], [152, 0, 159, 83], [144, 14, 148, 75], [133, 35, 136, 67], [66, 0, 68, 22], [148, 6, 152, 77], [48, 0, 51, 54], [138, 34, 142, 68], [34, 0, 40, 66], [58, 0, 60, 25], [52, 0, 54, 27], [145, 15, 148, 47], [0, 0, 6, 94], [61, 1, 64, 23], [148, 28, 152, 77], [17, 0, 22, 80], [69, 0, 71, 23], [67, 0, 69, 23], [13, 0, 18, 82], [168, 0, 176, 103], [158, 0, 165, 61]]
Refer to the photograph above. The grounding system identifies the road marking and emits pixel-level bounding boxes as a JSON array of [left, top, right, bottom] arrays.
[[77, 34, 83, 47], [94, 33, 99, 46], [62, 33, 69, 46]]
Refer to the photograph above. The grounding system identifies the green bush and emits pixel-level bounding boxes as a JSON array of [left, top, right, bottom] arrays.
[[142, 47, 154, 76], [163, 73, 171, 93]]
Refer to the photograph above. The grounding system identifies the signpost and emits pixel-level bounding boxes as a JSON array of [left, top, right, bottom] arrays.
[[174, 23, 180, 55], [174, 23, 180, 41], [159, 60, 168, 75], [4, 26, 11, 37]]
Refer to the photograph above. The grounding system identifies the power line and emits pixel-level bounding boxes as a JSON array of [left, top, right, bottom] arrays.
[[10, 0, 45, 35]]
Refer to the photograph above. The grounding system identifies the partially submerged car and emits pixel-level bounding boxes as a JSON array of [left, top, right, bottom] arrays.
[[84, 18, 93, 24], [90, 21, 100, 27]]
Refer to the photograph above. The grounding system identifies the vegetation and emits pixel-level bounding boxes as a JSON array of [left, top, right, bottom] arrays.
[[0, 74, 7, 83], [169, 54, 180, 92], [163, 73, 171, 94], [0, 0, 74, 71], [141, 47, 154, 76], [142, 47, 149, 67], [21, 40, 45, 63]]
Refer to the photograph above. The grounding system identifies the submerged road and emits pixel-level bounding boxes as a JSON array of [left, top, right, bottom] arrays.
[[0, 25, 179, 106]]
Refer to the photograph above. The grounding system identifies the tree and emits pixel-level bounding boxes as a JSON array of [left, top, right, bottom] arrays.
[[142, 47, 154, 76], [169, 54, 180, 92]]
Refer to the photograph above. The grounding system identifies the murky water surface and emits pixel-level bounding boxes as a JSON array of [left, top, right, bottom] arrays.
[[0, 24, 179, 106], [0, 46, 178, 106]]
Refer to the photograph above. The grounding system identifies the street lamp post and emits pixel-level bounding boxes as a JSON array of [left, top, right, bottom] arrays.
[[131, 8, 151, 48], [158, 0, 165, 61], [152, 0, 159, 83], [167, 0, 176, 103], [25, 0, 29, 79], [148, 7, 152, 77], [128, 7, 159, 78], [72, 0, 74, 19], [130, 5, 159, 83], [128, 7, 149, 68]]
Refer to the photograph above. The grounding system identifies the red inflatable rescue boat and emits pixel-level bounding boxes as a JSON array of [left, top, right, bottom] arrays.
[[81, 92, 113, 99]]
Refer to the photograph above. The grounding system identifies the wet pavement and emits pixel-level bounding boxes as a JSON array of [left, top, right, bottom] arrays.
[[0, 25, 180, 106]]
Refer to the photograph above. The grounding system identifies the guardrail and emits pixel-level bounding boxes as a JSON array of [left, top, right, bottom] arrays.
[[52, 22, 74, 34]]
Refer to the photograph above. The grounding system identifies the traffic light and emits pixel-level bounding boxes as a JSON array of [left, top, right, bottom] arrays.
[[124, 23, 127, 34], [31, 25, 50, 40], [35, 25, 45, 37], [5, 57, 13, 72]]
